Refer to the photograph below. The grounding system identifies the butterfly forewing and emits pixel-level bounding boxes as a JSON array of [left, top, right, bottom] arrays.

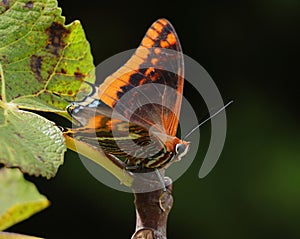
[[98, 18, 184, 137]]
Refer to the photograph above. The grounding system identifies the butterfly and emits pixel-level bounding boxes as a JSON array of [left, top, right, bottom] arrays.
[[65, 18, 190, 172]]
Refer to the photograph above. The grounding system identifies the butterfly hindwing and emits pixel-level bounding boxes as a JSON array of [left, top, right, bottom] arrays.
[[67, 103, 169, 167]]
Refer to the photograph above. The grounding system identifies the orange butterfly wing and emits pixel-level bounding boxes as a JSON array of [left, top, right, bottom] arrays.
[[97, 18, 184, 137]]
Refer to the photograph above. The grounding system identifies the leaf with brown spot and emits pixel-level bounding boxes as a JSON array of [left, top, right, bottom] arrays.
[[0, 0, 96, 177], [23, 0, 33, 9], [0, 0, 95, 117]]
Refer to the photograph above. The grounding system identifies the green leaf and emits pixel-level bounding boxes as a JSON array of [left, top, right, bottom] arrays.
[[0, 0, 95, 176], [0, 0, 95, 115], [0, 168, 50, 231], [0, 104, 65, 178]]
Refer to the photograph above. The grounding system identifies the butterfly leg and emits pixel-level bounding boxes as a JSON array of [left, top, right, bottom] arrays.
[[154, 169, 166, 192], [125, 165, 140, 171], [125, 166, 168, 211], [118, 165, 138, 187], [154, 169, 168, 211], [105, 154, 132, 186]]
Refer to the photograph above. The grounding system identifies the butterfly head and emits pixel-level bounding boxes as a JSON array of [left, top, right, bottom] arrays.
[[171, 139, 190, 163], [67, 102, 80, 115], [66, 102, 86, 126], [66, 100, 113, 127]]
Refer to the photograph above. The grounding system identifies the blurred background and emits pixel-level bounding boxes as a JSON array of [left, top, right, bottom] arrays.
[[9, 1, 300, 238]]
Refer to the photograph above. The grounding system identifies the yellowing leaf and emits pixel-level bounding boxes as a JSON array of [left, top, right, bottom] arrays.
[[0, 232, 43, 239], [0, 168, 50, 230]]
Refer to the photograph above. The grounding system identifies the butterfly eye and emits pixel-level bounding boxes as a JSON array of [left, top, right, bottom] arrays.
[[175, 143, 186, 155], [66, 103, 81, 116], [149, 69, 156, 77]]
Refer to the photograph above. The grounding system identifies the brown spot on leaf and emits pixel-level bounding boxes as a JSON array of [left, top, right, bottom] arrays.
[[30, 55, 43, 82], [67, 90, 73, 95], [37, 155, 45, 162], [23, 1, 33, 9], [46, 22, 70, 56], [60, 68, 67, 74], [15, 133, 24, 139], [1, 55, 8, 64], [74, 71, 85, 80], [1, 0, 10, 10]]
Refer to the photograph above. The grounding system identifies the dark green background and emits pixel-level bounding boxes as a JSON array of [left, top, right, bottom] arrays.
[[10, 1, 300, 238]]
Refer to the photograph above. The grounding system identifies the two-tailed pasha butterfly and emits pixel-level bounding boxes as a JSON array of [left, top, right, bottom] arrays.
[[66, 19, 190, 172]]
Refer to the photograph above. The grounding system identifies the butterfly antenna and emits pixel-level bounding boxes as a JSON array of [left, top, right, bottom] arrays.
[[183, 100, 234, 140]]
